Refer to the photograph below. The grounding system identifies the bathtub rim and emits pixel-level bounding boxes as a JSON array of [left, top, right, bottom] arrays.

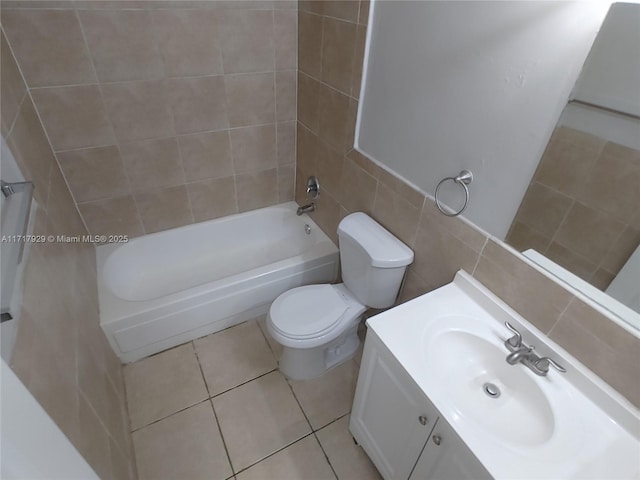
[[96, 202, 339, 326]]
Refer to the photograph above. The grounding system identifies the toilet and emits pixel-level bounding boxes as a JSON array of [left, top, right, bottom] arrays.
[[267, 212, 414, 380]]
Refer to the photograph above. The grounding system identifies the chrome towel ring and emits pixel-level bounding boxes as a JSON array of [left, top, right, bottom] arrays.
[[434, 170, 473, 217]]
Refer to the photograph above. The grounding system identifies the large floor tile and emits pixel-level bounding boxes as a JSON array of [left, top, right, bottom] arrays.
[[289, 360, 359, 430], [212, 371, 311, 472], [133, 401, 232, 480], [194, 321, 277, 396], [236, 435, 335, 480], [317, 415, 382, 480], [124, 343, 208, 429], [257, 315, 284, 360]]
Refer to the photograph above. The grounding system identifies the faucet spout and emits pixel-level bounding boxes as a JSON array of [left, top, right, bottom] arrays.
[[296, 202, 316, 216], [505, 346, 534, 365]]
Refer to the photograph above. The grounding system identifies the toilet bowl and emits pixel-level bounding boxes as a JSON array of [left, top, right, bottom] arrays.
[[267, 212, 414, 380], [267, 284, 366, 380]]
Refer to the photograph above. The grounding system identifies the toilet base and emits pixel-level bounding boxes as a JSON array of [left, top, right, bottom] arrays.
[[278, 323, 360, 380]]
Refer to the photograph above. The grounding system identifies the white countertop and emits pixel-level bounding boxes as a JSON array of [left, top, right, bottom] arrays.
[[366, 271, 640, 480]]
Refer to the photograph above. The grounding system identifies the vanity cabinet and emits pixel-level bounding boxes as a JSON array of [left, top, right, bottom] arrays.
[[410, 417, 491, 480], [350, 331, 491, 480]]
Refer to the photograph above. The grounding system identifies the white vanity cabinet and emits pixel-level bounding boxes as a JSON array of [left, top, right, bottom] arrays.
[[350, 330, 491, 480], [349, 272, 640, 480], [410, 417, 492, 480]]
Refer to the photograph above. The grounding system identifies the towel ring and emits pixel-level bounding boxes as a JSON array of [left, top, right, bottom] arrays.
[[435, 170, 473, 217]]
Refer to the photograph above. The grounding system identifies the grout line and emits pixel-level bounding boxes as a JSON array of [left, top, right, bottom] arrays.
[[131, 320, 249, 366], [318, 14, 326, 93], [541, 197, 612, 283], [73, 165, 280, 208], [274, 71, 281, 203], [308, 412, 357, 480], [298, 68, 359, 103], [208, 399, 236, 477], [191, 340, 212, 398], [129, 396, 211, 434], [284, 377, 314, 430], [190, 318, 338, 475], [296, 121, 362, 182], [26, 69, 297, 92], [53, 142, 122, 155], [230, 432, 316, 477], [548, 295, 577, 336], [52, 120, 289, 155], [254, 316, 280, 359], [219, 14, 226, 77], [75, 8, 145, 237], [28, 81, 102, 90], [317, 411, 352, 432], [192, 318, 259, 346], [77, 389, 119, 454], [146, 6, 169, 81], [292, 47, 298, 195], [229, 409, 353, 479], [3, 21, 91, 237], [311, 431, 340, 480], [209, 368, 279, 400], [590, 218, 628, 278], [409, 196, 427, 249], [173, 131, 196, 225], [4, 88, 28, 138], [371, 168, 380, 210], [227, 126, 242, 214], [191, 341, 236, 475], [127, 320, 358, 477], [299, 8, 361, 27], [471, 236, 490, 275]]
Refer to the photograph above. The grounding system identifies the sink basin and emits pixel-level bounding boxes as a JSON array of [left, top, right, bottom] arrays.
[[365, 271, 640, 479], [423, 318, 554, 446]]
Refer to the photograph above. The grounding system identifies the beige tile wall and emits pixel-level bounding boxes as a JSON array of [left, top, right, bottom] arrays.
[[1, 29, 137, 479], [506, 126, 640, 290], [296, 0, 640, 408], [2, 0, 297, 238]]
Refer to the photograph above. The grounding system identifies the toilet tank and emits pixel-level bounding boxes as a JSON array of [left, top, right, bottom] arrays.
[[337, 213, 414, 309]]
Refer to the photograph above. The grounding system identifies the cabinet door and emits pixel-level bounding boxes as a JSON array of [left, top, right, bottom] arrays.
[[350, 332, 438, 480], [409, 418, 492, 480]]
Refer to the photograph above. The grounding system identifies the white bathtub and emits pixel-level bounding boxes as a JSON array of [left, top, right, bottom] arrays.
[[97, 202, 339, 363]]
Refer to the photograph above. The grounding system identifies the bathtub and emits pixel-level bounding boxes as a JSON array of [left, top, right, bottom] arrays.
[[97, 202, 339, 363]]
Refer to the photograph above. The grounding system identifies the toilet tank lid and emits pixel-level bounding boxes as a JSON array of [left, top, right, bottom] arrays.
[[337, 213, 414, 268]]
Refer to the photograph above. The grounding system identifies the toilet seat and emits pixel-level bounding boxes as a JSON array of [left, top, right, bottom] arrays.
[[269, 284, 348, 339]]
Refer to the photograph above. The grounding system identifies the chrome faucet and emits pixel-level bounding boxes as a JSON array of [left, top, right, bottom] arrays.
[[297, 176, 320, 215], [505, 346, 535, 365], [296, 202, 316, 216], [503, 322, 566, 376]]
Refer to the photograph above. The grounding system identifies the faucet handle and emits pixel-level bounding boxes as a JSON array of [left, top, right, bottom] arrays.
[[504, 322, 522, 349], [533, 356, 567, 374], [306, 176, 320, 199]]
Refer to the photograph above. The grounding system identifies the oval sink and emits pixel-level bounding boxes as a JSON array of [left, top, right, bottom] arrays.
[[424, 318, 555, 446], [365, 272, 640, 480]]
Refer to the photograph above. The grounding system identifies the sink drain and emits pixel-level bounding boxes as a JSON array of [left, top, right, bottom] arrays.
[[483, 382, 501, 398]]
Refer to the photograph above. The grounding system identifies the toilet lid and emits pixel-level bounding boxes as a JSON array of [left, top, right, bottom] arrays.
[[270, 285, 348, 338]]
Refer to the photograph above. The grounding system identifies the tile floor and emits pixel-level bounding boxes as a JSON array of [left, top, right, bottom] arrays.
[[124, 316, 381, 480]]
